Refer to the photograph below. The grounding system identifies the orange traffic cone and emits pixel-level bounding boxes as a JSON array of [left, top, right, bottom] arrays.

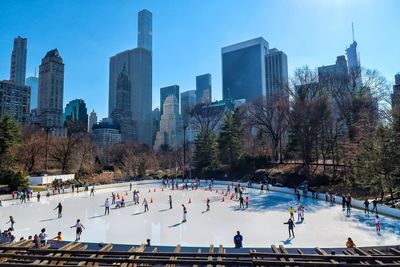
[[188, 198, 192, 204], [222, 196, 225, 202], [150, 198, 153, 203]]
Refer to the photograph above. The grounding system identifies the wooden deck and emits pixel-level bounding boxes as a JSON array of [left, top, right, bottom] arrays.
[[0, 241, 399, 266]]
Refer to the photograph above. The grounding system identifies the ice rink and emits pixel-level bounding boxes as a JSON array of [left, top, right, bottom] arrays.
[[1, 181, 399, 248]]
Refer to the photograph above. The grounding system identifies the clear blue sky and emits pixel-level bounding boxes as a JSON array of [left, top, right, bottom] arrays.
[[0, 0, 399, 119]]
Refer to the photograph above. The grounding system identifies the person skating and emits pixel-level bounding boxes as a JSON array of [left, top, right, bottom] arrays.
[[143, 198, 149, 212], [90, 187, 95, 197], [239, 196, 244, 209], [129, 183, 132, 191], [233, 231, 243, 248], [111, 193, 116, 205], [363, 199, 370, 216], [169, 195, 172, 209], [341, 195, 346, 210], [245, 197, 250, 209], [104, 198, 110, 215], [284, 219, 295, 238], [346, 194, 352, 216], [288, 207, 295, 221], [37, 192, 41, 202], [70, 219, 85, 241], [372, 198, 378, 214], [7, 216, 15, 230], [206, 198, 210, 211], [375, 215, 381, 233], [297, 206, 302, 221], [182, 204, 187, 222], [54, 203, 63, 218]]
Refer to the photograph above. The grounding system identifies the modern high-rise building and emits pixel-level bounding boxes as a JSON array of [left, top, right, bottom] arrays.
[[154, 95, 183, 150], [152, 107, 160, 144], [346, 24, 362, 89], [392, 73, 400, 108], [63, 99, 88, 132], [38, 49, 64, 128], [26, 74, 38, 110], [196, 74, 212, 104], [111, 66, 136, 142], [265, 48, 288, 96], [138, 9, 152, 52], [88, 110, 98, 133], [92, 118, 121, 146], [10, 36, 27, 85], [181, 90, 196, 126], [160, 85, 179, 115], [222, 37, 269, 102], [0, 80, 30, 124], [109, 10, 152, 145]]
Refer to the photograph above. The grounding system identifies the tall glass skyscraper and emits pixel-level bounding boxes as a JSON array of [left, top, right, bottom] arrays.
[[10, 36, 27, 85], [265, 48, 288, 97], [138, 9, 152, 52], [181, 90, 196, 126], [26, 75, 38, 110], [63, 99, 88, 132], [222, 37, 269, 101], [160, 85, 179, 115], [196, 74, 212, 104]]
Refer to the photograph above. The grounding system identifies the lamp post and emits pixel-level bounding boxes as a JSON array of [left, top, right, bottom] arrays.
[[183, 125, 187, 182]]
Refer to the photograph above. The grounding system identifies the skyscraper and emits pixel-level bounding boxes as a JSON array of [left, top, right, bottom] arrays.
[[63, 99, 88, 132], [10, 36, 27, 85], [160, 85, 179, 115], [346, 24, 362, 89], [138, 9, 152, 52], [38, 49, 64, 128], [26, 73, 38, 110], [392, 73, 400, 108], [154, 95, 183, 150], [111, 66, 136, 142], [181, 90, 196, 126], [196, 74, 212, 104], [88, 110, 98, 133], [109, 10, 152, 145], [318, 55, 348, 85], [222, 37, 269, 101], [0, 80, 30, 124], [265, 48, 288, 96]]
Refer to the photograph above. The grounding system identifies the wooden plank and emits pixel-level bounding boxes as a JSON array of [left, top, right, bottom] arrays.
[[33, 242, 81, 265], [206, 244, 214, 267], [121, 244, 146, 267], [192, 248, 202, 267], [78, 243, 112, 266], [315, 247, 338, 264], [271, 245, 285, 263], [0, 240, 34, 264], [216, 245, 225, 267], [390, 248, 400, 255], [167, 244, 181, 267], [279, 245, 294, 262], [297, 249, 304, 255]]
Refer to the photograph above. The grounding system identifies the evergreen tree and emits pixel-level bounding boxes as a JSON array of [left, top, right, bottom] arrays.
[[0, 114, 21, 169], [218, 112, 242, 165], [193, 129, 218, 171]]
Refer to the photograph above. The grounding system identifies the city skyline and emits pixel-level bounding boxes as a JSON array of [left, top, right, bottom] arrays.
[[0, 0, 399, 119]]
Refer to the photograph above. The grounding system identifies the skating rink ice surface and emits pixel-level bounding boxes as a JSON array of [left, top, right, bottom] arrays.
[[1, 181, 400, 248]]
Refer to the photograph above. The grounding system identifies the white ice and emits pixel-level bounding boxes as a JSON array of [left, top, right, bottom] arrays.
[[0, 181, 399, 248]]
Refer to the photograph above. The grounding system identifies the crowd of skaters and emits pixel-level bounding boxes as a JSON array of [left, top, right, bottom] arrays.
[[0, 178, 391, 249]]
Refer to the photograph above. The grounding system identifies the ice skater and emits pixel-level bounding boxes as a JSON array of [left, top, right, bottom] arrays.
[[284, 219, 295, 238], [104, 198, 110, 215], [288, 207, 295, 221], [143, 198, 149, 212], [206, 198, 210, 211], [372, 198, 378, 214], [90, 187, 95, 197], [375, 215, 381, 233], [111, 193, 116, 205], [182, 204, 187, 222], [37, 192, 41, 202], [169, 195, 172, 209], [239, 196, 244, 209], [70, 219, 85, 241], [245, 196, 250, 209], [7, 216, 15, 230], [346, 194, 352, 216], [363, 199, 370, 216], [129, 183, 132, 191], [54, 203, 63, 218]]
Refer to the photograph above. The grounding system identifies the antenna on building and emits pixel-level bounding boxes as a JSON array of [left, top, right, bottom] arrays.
[[352, 22, 355, 42]]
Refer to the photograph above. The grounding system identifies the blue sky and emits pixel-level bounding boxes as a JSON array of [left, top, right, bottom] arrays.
[[0, 0, 399, 119]]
